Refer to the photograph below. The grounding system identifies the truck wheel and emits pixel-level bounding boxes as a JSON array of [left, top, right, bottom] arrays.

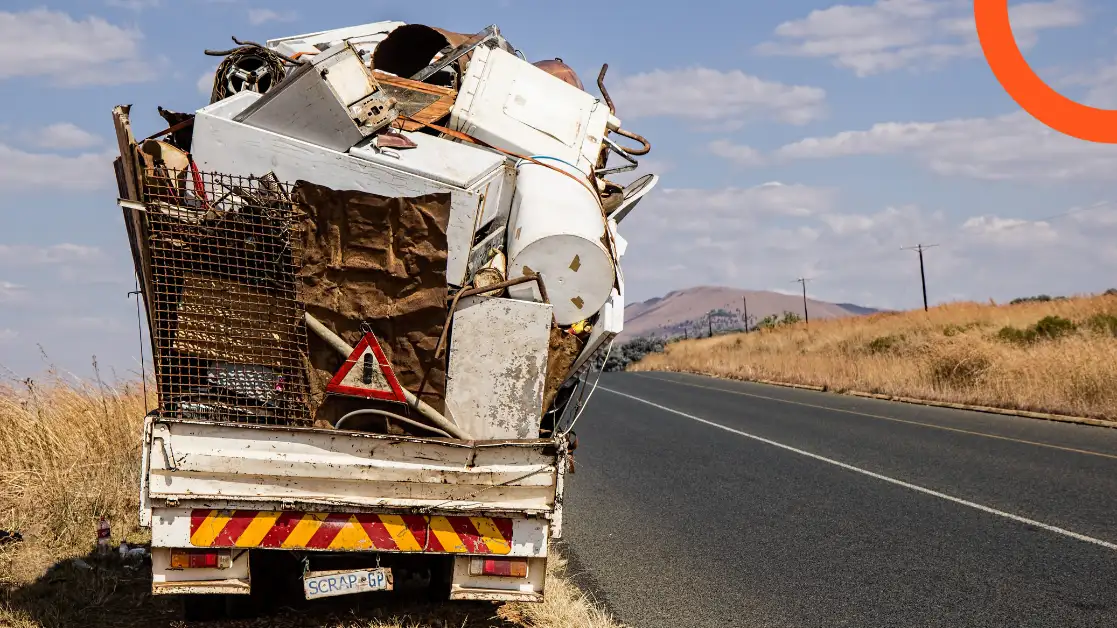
[[181, 594, 227, 622]]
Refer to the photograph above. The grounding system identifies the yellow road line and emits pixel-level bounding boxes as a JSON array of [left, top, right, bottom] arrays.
[[633, 373, 1117, 461]]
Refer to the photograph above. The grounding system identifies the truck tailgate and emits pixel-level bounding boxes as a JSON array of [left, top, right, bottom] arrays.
[[145, 419, 561, 516]]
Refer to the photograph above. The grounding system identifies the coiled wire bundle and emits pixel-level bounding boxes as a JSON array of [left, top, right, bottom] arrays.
[[205, 36, 301, 104]]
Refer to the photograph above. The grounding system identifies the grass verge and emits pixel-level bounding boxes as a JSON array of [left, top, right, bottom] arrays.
[[631, 293, 1117, 421], [0, 371, 624, 628]]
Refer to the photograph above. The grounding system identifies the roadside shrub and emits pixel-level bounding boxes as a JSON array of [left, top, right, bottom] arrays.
[[997, 326, 1035, 345], [1033, 315, 1076, 340], [942, 323, 978, 337], [600, 336, 666, 372], [866, 335, 902, 354], [996, 316, 1076, 345], [1011, 295, 1054, 305], [928, 346, 992, 390], [1086, 313, 1117, 337]]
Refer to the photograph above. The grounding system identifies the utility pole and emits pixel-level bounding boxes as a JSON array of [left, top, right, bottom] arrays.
[[742, 295, 750, 333], [793, 278, 812, 325], [708, 311, 714, 338], [901, 244, 939, 311]]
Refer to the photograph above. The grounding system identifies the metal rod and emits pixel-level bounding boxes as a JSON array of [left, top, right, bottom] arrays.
[[597, 64, 616, 115], [610, 127, 652, 156], [141, 117, 195, 143], [454, 273, 550, 304], [205, 36, 304, 66], [411, 25, 499, 83], [303, 312, 472, 440]]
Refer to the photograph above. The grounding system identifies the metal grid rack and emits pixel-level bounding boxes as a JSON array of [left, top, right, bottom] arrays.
[[141, 168, 312, 426]]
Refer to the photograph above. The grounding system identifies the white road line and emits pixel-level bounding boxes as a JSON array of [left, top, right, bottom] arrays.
[[601, 386, 1117, 552]]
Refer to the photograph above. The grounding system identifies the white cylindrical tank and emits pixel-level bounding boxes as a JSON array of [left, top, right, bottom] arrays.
[[506, 159, 616, 326]]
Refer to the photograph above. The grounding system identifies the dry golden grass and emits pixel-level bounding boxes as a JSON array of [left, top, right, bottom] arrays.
[[0, 371, 151, 586], [0, 373, 625, 628], [632, 293, 1117, 420]]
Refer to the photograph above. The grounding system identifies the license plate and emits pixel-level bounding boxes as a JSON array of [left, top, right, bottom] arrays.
[[303, 568, 393, 600]]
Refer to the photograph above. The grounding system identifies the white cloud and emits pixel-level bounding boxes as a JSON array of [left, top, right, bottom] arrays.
[[0, 329, 17, 343], [0, 144, 114, 191], [26, 123, 102, 150], [771, 111, 1117, 181], [105, 0, 161, 9], [1061, 58, 1117, 108], [0, 281, 26, 304], [197, 68, 215, 97], [610, 67, 826, 125], [247, 9, 298, 25], [961, 215, 1061, 247], [709, 140, 765, 167], [756, 0, 1084, 76], [620, 181, 1117, 310], [0, 244, 104, 266], [0, 8, 163, 86], [608, 157, 674, 187]]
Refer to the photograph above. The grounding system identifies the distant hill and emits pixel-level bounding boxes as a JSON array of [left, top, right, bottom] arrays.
[[618, 286, 881, 342], [835, 303, 885, 316]]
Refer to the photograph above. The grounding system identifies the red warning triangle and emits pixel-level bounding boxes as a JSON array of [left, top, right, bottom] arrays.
[[326, 332, 408, 403]]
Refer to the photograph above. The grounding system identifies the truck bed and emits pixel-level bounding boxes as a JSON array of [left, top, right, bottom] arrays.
[[142, 416, 567, 556]]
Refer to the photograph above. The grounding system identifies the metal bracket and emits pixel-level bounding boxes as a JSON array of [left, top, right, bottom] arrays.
[[152, 435, 177, 471], [595, 136, 639, 176], [351, 94, 399, 132], [410, 25, 502, 83]]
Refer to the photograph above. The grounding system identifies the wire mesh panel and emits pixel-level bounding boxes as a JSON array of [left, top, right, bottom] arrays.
[[141, 168, 312, 426]]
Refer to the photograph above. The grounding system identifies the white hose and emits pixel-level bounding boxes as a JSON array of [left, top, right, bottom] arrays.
[[336, 408, 451, 438]]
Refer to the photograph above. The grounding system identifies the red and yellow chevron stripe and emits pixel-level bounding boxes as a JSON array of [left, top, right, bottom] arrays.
[[188, 510, 513, 554]]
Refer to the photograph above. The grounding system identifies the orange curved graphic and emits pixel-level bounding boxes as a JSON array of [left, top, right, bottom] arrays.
[[975, 0, 1117, 143]]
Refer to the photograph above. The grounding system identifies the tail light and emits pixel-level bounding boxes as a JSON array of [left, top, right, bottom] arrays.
[[469, 557, 529, 578], [169, 549, 232, 570]]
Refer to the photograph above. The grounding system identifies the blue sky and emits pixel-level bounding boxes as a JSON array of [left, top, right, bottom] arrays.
[[2, 0, 1117, 377]]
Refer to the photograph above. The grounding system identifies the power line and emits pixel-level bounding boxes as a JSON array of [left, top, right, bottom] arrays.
[[901, 244, 939, 312], [791, 202, 1116, 280]]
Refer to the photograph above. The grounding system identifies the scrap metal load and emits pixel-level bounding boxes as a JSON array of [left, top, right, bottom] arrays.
[[112, 21, 657, 442]]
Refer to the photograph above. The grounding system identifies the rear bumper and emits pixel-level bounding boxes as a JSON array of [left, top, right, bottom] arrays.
[[150, 507, 551, 600], [152, 507, 549, 557]]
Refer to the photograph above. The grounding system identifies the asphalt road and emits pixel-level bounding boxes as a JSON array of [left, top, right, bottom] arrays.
[[561, 372, 1117, 628]]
